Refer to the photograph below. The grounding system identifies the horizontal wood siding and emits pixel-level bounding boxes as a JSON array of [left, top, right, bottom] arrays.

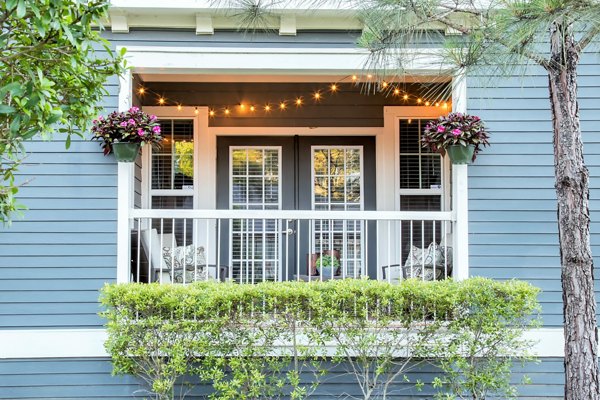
[[0, 357, 565, 399], [467, 51, 600, 327]]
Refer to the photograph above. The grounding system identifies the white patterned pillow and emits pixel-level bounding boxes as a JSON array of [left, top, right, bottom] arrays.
[[161, 244, 206, 270], [403, 243, 447, 281]]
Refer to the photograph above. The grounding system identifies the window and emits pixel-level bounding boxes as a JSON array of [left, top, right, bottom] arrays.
[[149, 119, 195, 244], [399, 119, 445, 252]]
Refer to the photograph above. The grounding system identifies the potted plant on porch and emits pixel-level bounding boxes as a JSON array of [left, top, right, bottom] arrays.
[[315, 251, 341, 278], [421, 112, 490, 164], [91, 107, 163, 162]]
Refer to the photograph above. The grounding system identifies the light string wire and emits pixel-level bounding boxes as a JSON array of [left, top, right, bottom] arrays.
[[135, 75, 450, 117]]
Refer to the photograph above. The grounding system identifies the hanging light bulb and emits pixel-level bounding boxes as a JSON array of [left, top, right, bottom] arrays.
[[240, 103, 246, 110], [367, 74, 373, 79], [330, 84, 338, 92], [158, 97, 165, 105], [177, 104, 182, 111], [425, 101, 431, 106], [351, 75, 358, 81], [417, 98, 422, 104], [381, 81, 388, 88], [403, 94, 409, 101], [209, 109, 215, 117], [279, 102, 286, 110], [443, 102, 448, 109], [313, 92, 321, 100], [394, 88, 401, 95], [138, 87, 145, 95], [295, 97, 303, 106], [408, 119, 412, 124], [194, 107, 199, 115], [250, 105, 256, 112], [224, 108, 231, 115]]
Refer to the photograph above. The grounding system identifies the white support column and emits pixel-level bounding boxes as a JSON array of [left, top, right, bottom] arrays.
[[117, 162, 134, 283], [116, 69, 133, 283], [452, 72, 469, 280], [452, 164, 469, 280]]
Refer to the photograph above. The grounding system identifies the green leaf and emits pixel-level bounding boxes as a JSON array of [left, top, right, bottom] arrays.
[[16, 0, 26, 18], [0, 105, 16, 114]]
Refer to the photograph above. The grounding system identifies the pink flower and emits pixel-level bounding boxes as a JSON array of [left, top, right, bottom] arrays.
[[98, 116, 103, 120], [452, 129, 462, 136], [150, 115, 157, 121], [437, 126, 445, 133], [152, 125, 161, 134], [127, 119, 136, 125], [137, 128, 145, 136], [129, 106, 139, 113], [119, 121, 128, 127]]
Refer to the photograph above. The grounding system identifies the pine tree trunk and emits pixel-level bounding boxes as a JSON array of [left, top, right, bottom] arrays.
[[548, 21, 599, 400]]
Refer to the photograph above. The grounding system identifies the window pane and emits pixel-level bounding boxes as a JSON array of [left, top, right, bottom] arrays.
[[151, 120, 194, 190], [151, 196, 193, 245], [399, 119, 442, 189]]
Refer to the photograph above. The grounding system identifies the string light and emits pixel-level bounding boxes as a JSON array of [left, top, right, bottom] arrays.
[[141, 79, 445, 116], [408, 119, 412, 124]]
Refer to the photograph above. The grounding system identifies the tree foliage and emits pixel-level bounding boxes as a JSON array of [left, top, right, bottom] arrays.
[[0, 0, 124, 223]]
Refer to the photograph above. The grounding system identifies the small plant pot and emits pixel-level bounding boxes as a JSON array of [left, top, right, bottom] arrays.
[[318, 266, 335, 278], [112, 142, 141, 162], [447, 144, 475, 164]]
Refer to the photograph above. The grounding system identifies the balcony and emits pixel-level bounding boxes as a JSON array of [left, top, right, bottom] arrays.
[[126, 209, 458, 284]]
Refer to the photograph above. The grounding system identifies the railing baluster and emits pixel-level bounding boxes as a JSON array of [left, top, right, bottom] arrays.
[[159, 219, 164, 284], [183, 217, 188, 285], [296, 219, 300, 281], [421, 220, 425, 281]]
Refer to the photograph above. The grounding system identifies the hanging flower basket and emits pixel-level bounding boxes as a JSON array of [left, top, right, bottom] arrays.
[[446, 144, 476, 164], [91, 106, 162, 162], [112, 142, 142, 162], [421, 113, 490, 164]]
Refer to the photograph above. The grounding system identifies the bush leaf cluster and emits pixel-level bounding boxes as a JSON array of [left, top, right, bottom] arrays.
[[100, 278, 540, 400]]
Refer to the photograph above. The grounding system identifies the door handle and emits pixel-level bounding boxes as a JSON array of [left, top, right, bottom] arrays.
[[283, 228, 295, 235]]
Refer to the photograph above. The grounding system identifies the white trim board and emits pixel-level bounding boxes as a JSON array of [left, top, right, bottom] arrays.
[[120, 46, 449, 76], [0, 328, 570, 359]]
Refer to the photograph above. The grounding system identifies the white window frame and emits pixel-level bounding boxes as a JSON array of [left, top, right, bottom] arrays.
[[382, 106, 451, 213], [140, 108, 204, 210]]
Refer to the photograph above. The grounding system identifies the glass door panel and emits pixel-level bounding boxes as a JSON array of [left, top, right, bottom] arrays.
[[311, 146, 364, 278], [230, 147, 281, 282]]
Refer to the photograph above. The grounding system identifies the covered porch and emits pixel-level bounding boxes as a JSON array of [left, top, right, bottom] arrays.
[[115, 48, 469, 285]]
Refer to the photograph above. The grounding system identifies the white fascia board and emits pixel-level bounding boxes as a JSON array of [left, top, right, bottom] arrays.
[[109, 0, 359, 12], [122, 46, 450, 76], [0, 327, 570, 358]]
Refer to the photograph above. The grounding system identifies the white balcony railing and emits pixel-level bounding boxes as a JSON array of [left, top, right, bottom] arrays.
[[127, 209, 455, 285]]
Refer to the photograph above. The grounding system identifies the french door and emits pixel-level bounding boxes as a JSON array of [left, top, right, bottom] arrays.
[[216, 136, 376, 282]]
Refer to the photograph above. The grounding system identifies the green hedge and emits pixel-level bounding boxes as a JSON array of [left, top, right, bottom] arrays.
[[100, 278, 540, 400]]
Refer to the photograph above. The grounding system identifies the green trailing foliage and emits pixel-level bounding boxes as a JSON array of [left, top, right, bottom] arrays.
[[0, 0, 125, 224], [100, 278, 540, 400]]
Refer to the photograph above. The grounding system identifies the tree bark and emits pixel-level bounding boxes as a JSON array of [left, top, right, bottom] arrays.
[[548, 21, 599, 400]]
